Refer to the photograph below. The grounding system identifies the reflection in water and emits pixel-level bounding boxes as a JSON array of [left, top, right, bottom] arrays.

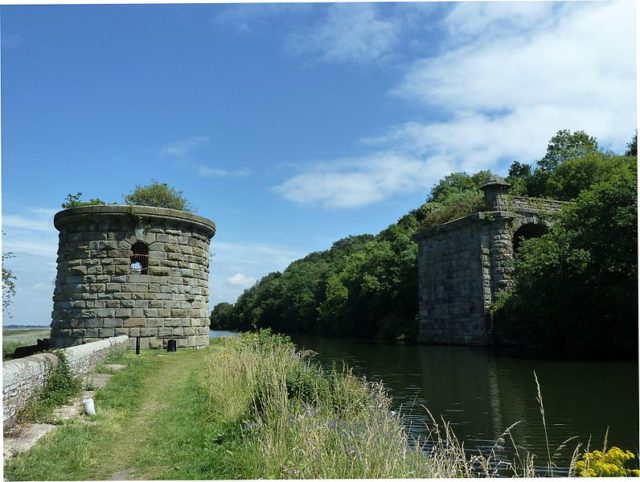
[[289, 333, 639, 467]]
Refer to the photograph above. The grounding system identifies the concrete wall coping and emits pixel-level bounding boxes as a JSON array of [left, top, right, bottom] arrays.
[[3, 352, 59, 382], [64, 335, 129, 360], [54, 205, 216, 239]]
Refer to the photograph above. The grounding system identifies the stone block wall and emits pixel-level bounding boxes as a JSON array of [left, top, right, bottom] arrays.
[[3, 335, 128, 428], [417, 213, 494, 345], [51, 206, 216, 349]]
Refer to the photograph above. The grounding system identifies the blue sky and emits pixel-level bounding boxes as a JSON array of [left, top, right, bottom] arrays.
[[1, 1, 636, 326]]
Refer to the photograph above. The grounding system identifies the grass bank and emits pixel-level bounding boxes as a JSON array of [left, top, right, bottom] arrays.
[[6, 332, 617, 479]]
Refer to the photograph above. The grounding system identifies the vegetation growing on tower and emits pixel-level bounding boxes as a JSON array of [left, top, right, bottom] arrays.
[[124, 181, 195, 212], [60, 182, 195, 212]]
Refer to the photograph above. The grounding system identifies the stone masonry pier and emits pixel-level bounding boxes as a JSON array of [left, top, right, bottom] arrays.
[[51, 205, 216, 350], [416, 178, 567, 345]]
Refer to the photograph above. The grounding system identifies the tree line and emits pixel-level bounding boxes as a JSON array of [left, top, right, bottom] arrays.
[[211, 130, 637, 356]]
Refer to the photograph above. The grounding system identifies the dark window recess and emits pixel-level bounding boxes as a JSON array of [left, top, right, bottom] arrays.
[[513, 223, 548, 253], [130, 241, 149, 274]]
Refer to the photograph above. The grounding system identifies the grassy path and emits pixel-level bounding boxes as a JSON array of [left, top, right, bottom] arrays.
[[101, 350, 203, 480], [4, 346, 244, 481]]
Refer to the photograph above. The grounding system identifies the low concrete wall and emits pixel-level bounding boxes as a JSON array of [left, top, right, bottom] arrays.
[[64, 336, 129, 376], [3, 335, 128, 428]]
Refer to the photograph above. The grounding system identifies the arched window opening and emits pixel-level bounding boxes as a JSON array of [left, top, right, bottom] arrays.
[[513, 223, 548, 253], [130, 241, 149, 274]]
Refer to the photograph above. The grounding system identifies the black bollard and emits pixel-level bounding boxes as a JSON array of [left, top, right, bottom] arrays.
[[136, 336, 140, 355], [167, 339, 177, 353]]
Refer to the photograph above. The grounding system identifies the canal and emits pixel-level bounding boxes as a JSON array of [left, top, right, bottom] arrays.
[[211, 330, 638, 467]]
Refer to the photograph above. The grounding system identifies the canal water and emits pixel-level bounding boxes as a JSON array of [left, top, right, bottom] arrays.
[[211, 330, 638, 467]]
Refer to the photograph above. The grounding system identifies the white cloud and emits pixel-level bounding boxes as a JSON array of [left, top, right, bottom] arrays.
[[157, 137, 250, 180], [227, 273, 256, 287], [2, 207, 58, 233], [442, 2, 560, 44], [275, 1, 636, 209], [212, 3, 309, 34], [2, 214, 55, 232], [2, 206, 60, 325], [286, 3, 400, 64], [159, 136, 209, 158], [212, 240, 302, 268], [1, 33, 22, 49], [274, 153, 452, 209], [394, 1, 636, 152], [3, 238, 58, 258], [364, 106, 604, 173]]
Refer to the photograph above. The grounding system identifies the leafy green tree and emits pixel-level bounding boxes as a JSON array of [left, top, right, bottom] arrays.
[[420, 170, 492, 229], [507, 130, 619, 199], [210, 302, 236, 330], [317, 274, 348, 331], [494, 168, 637, 358], [508, 161, 531, 179], [546, 151, 635, 201], [538, 129, 598, 172], [506, 161, 533, 196], [625, 131, 637, 156], [124, 181, 194, 212], [61, 192, 106, 209], [427, 170, 492, 203], [211, 211, 423, 341]]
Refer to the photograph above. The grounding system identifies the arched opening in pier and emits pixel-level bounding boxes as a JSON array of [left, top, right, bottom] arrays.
[[513, 223, 548, 253]]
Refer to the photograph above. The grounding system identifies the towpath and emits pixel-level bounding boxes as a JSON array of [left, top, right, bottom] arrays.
[[3, 347, 230, 480]]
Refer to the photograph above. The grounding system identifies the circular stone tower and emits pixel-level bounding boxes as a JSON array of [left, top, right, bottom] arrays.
[[51, 205, 216, 350]]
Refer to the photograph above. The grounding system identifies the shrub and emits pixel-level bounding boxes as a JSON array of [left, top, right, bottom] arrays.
[[123, 181, 194, 212], [61, 192, 106, 209], [420, 189, 484, 230], [574, 447, 640, 477]]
